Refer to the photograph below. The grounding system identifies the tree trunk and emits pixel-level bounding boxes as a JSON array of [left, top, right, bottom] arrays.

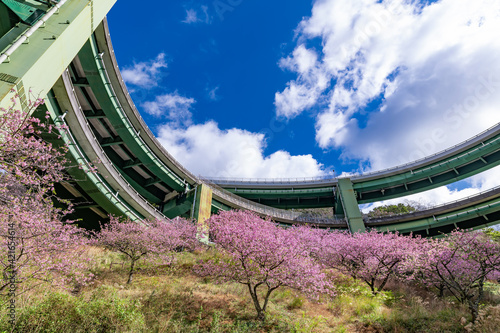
[[468, 279, 485, 323], [468, 300, 479, 323], [127, 260, 136, 284], [261, 287, 276, 315], [247, 284, 264, 321], [377, 274, 392, 294], [437, 283, 444, 298], [366, 279, 377, 295]]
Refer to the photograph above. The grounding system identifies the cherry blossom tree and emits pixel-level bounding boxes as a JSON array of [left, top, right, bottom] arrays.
[[0, 97, 92, 297], [195, 210, 334, 321], [311, 229, 423, 294], [0, 202, 92, 294], [409, 229, 500, 322], [0, 99, 68, 206], [93, 216, 199, 284]]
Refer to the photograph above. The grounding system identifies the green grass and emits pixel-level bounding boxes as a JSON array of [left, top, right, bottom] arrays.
[[1, 246, 499, 332], [1, 287, 145, 332]]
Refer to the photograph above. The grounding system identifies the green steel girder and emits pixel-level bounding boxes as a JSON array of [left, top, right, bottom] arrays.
[[100, 136, 123, 146], [227, 187, 335, 199], [249, 197, 335, 209], [144, 177, 162, 187], [225, 187, 335, 209], [0, 1, 21, 37], [84, 109, 106, 118], [100, 145, 164, 203], [337, 178, 365, 232], [1, 0, 46, 26], [122, 158, 143, 169], [162, 192, 194, 219], [354, 136, 500, 203], [45, 91, 144, 222], [211, 199, 231, 213], [371, 195, 500, 236], [0, 0, 116, 110], [76, 37, 187, 193], [72, 77, 90, 87]]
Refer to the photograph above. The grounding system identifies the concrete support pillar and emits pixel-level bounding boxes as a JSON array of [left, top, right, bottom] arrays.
[[192, 184, 213, 241]]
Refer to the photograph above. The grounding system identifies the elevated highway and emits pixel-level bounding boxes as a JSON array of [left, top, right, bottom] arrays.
[[1, 0, 499, 234]]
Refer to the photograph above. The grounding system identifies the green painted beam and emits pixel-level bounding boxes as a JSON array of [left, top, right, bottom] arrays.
[[45, 91, 143, 222], [163, 192, 194, 218], [1, 0, 45, 25], [72, 77, 89, 87], [337, 178, 365, 233], [100, 136, 123, 147], [144, 177, 162, 187], [84, 109, 106, 118], [122, 158, 143, 169], [0, 0, 116, 110], [372, 196, 500, 235], [76, 37, 187, 193], [226, 187, 334, 198], [0, 1, 21, 36], [211, 199, 230, 213]]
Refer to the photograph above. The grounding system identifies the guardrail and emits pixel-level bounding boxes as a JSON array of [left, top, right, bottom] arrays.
[[434, 200, 500, 222], [209, 175, 336, 184]]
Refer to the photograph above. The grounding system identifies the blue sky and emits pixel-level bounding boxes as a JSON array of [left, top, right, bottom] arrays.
[[107, 0, 335, 177], [107, 0, 500, 208]]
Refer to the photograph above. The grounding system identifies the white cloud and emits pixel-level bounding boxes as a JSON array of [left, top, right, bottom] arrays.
[[141, 91, 195, 126], [156, 121, 326, 178], [121, 53, 168, 88], [182, 6, 210, 24], [275, 45, 329, 118], [278, 0, 500, 171], [207, 86, 220, 101], [182, 9, 199, 24]]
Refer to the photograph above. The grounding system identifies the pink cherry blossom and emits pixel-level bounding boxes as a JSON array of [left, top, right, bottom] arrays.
[[195, 210, 334, 321], [92, 216, 200, 284], [1, 102, 92, 296], [408, 229, 500, 322]]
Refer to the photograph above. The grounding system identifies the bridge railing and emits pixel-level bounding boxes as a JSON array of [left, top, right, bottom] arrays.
[[365, 184, 500, 222], [208, 175, 336, 184]]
